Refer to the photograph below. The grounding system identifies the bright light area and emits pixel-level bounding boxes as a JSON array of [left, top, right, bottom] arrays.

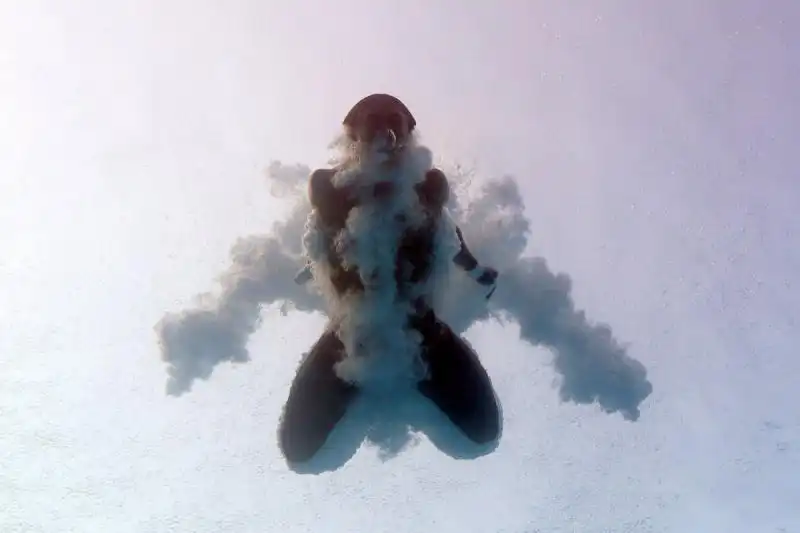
[[1, 1, 798, 532]]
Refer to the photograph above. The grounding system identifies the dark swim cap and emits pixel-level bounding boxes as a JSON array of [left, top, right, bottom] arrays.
[[342, 93, 417, 131]]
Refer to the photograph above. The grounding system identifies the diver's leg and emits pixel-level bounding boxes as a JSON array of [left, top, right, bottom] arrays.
[[278, 326, 359, 463], [411, 306, 501, 444]]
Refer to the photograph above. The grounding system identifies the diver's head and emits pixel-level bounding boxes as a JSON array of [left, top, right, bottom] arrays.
[[342, 93, 416, 160], [331, 94, 430, 201]]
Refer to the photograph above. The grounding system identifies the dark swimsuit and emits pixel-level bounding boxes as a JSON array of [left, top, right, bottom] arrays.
[[278, 168, 500, 463]]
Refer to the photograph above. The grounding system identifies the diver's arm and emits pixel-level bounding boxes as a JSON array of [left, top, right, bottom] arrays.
[[295, 169, 341, 285], [308, 168, 357, 230], [453, 226, 498, 298], [420, 168, 498, 298], [296, 168, 363, 291]]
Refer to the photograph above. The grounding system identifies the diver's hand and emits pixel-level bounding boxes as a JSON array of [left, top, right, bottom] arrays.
[[294, 263, 313, 285], [470, 266, 498, 299]]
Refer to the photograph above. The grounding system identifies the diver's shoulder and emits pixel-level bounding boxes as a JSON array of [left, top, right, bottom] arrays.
[[309, 167, 336, 183], [416, 167, 449, 208], [308, 168, 339, 207]]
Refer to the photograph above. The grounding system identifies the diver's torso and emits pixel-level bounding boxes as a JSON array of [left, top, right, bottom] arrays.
[[319, 168, 443, 297]]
